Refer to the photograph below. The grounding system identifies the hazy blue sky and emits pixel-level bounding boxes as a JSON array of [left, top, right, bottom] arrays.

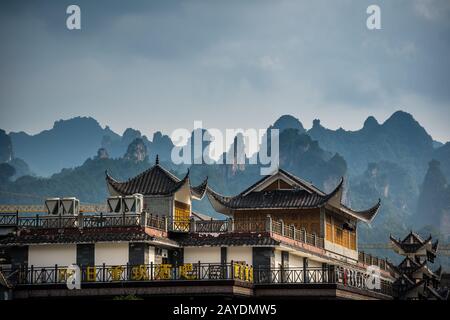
[[0, 0, 449, 142]]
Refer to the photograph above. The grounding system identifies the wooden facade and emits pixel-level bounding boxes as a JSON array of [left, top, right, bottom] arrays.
[[325, 213, 356, 250], [234, 208, 321, 236]]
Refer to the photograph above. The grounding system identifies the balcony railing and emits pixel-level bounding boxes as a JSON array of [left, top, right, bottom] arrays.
[[255, 266, 392, 296], [0, 212, 17, 226], [0, 212, 167, 231], [1, 262, 254, 285], [0, 263, 392, 296], [358, 251, 389, 271], [0, 213, 325, 249], [270, 219, 324, 248]]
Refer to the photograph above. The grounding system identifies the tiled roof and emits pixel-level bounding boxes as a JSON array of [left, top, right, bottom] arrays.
[[106, 162, 207, 198], [0, 227, 155, 245], [175, 232, 279, 247], [207, 170, 380, 222], [239, 168, 327, 196], [339, 200, 381, 222], [191, 177, 208, 199], [208, 189, 330, 209], [207, 176, 343, 211], [106, 164, 187, 196], [389, 232, 437, 257], [389, 257, 439, 279], [191, 211, 213, 221]]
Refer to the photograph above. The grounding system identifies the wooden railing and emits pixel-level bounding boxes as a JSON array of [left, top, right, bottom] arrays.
[[0, 213, 325, 249], [233, 219, 267, 233], [358, 251, 389, 271], [194, 219, 230, 233], [145, 214, 167, 231], [270, 219, 324, 248]]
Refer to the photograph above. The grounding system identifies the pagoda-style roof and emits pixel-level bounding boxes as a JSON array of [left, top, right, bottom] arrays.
[[390, 231, 438, 261], [106, 156, 207, 200], [393, 276, 447, 300], [206, 168, 380, 222], [388, 257, 440, 280]]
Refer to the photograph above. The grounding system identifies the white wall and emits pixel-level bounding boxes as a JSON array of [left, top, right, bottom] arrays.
[[307, 259, 323, 268], [28, 244, 76, 267], [324, 240, 358, 261], [226, 247, 252, 265], [274, 249, 282, 268], [95, 243, 129, 265], [184, 247, 221, 264], [148, 246, 155, 264], [289, 253, 303, 268], [174, 183, 192, 206]]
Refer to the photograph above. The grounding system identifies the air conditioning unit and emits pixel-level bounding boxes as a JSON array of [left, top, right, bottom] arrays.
[[122, 193, 144, 214], [45, 198, 60, 215], [107, 196, 122, 214], [61, 197, 80, 216], [45, 197, 80, 216]]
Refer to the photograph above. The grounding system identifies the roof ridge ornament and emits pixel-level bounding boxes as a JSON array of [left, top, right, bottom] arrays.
[[155, 154, 159, 165]]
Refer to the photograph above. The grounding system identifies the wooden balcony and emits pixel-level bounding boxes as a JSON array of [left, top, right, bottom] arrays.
[[358, 251, 389, 271], [0, 213, 326, 250]]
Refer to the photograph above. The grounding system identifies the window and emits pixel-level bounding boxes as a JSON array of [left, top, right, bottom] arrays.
[[174, 200, 190, 231]]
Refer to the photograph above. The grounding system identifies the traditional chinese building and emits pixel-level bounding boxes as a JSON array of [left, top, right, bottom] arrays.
[[389, 232, 448, 300], [207, 169, 381, 264], [0, 159, 394, 300], [106, 155, 208, 229]]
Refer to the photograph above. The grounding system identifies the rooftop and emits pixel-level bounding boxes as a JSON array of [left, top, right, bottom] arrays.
[[207, 169, 380, 222], [106, 157, 207, 199]]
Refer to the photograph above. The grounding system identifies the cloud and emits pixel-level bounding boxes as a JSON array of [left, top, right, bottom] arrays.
[[413, 0, 450, 21], [0, 0, 449, 142]]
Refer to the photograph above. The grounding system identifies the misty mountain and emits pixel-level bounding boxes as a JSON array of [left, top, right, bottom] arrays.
[[433, 140, 444, 149], [270, 115, 305, 134], [0, 156, 158, 205], [0, 128, 33, 181], [433, 143, 450, 181], [308, 111, 434, 180], [101, 128, 144, 159], [415, 160, 450, 235], [0, 129, 13, 163], [1, 111, 449, 264], [124, 138, 148, 162], [0, 120, 347, 220], [6, 117, 176, 177], [349, 161, 419, 237], [9, 117, 118, 176], [8, 158, 33, 181], [149, 131, 175, 163], [277, 129, 346, 191]]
